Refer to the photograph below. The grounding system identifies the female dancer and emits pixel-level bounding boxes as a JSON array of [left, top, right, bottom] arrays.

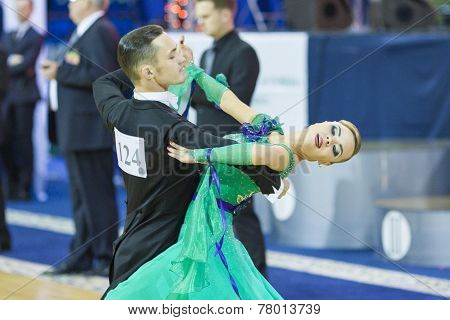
[[105, 62, 361, 300]]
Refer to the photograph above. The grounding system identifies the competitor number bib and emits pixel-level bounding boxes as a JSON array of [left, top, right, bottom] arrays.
[[114, 128, 147, 178]]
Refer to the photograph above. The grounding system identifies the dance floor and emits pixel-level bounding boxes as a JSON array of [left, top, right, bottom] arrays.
[[0, 271, 100, 300]]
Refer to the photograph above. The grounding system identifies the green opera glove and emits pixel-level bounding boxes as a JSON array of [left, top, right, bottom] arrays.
[[194, 72, 229, 106], [187, 64, 229, 106], [168, 63, 205, 98], [168, 64, 229, 108], [190, 143, 255, 165]]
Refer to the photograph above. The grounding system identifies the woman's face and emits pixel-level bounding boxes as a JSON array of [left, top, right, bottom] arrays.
[[299, 121, 356, 165]]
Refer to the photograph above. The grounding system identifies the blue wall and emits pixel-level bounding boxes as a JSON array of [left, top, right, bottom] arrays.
[[47, 0, 286, 42], [308, 33, 450, 139]]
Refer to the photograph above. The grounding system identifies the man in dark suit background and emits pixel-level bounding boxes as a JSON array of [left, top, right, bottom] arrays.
[[193, 0, 268, 277], [41, 0, 119, 276], [1, 0, 42, 200], [0, 40, 11, 251], [0, 41, 8, 146]]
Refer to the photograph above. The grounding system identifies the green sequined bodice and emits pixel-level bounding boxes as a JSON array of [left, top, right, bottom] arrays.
[[219, 114, 296, 201], [205, 163, 259, 207]]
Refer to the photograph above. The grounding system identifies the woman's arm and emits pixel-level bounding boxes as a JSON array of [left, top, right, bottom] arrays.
[[219, 90, 258, 124], [173, 40, 258, 124], [167, 141, 291, 173], [186, 64, 258, 124]]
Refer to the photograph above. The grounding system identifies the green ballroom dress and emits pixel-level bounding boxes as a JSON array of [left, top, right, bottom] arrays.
[[105, 113, 295, 300]]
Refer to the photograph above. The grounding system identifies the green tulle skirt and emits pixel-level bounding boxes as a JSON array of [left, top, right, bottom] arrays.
[[105, 164, 283, 300]]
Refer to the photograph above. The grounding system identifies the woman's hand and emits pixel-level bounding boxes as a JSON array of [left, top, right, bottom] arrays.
[[177, 35, 194, 66], [167, 141, 198, 164]]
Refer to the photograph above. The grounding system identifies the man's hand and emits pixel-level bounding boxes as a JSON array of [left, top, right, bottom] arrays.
[[167, 141, 198, 164], [177, 35, 194, 66], [41, 60, 59, 80]]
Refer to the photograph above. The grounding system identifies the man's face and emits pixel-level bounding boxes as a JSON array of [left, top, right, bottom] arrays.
[[195, 1, 226, 38], [68, 0, 90, 25], [151, 33, 187, 89], [16, 0, 32, 23]]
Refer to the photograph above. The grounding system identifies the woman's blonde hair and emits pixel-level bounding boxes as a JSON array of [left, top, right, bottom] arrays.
[[333, 120, 362, 163]]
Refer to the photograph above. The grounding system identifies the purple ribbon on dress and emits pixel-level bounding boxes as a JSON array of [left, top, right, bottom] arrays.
[[240, 116, 281, 142], [206, 148, 242, 299], [192, 192, 237, 214]]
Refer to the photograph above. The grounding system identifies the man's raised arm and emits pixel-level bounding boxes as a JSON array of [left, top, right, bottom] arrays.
[[93, 69, 134, 129]]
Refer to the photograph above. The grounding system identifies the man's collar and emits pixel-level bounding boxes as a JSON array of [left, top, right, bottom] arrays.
[[214, 29, 237, 51], [17, 21, 31, 31], [16, 22, 31, 39], [76, 11, 104, 37], [133, 91, 179, 111]]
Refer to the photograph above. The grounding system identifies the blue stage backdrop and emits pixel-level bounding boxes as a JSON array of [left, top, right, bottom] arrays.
[[47, 0, 285, 41], [308, 33, 450, 139], [47, 0, 147, 42]]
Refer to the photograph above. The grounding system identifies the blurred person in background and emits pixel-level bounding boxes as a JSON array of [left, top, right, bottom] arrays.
[[192, 0, 267, 278], [41, 0, 119, 276], [0, 39, 11, 252], [0, 0, 42, 201], [0, 183, 9, 251]]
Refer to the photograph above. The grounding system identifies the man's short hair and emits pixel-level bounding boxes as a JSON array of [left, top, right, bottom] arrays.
[[117, 25, 164, 82], [195, 0, 237, 13]]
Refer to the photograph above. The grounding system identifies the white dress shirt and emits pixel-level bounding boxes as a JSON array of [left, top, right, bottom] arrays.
[[133, 91, 180, 112], [15, 21, 31, 41], [75, 11, 105, 38]]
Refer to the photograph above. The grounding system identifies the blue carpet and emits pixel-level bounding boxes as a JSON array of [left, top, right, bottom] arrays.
[[2, 225, 71, 266], [7, 179, 127, 223], [268, 267, 443, 300], [267, 243, 450, 280]]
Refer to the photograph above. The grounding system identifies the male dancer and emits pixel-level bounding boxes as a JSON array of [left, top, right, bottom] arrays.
[[93, 25, 281, 293], [1, 0, 43, 200]]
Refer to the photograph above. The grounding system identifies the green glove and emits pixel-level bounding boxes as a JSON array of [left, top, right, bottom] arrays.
[[168, 63, 205, 98], [168, 64, 229, 108], [190, 143, 255, 165], [187, 64, 229, 106]]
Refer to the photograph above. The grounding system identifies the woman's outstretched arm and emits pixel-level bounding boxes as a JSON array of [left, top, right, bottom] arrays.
[[219, 90, 258, 125], [167, 141, 291, 173]]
